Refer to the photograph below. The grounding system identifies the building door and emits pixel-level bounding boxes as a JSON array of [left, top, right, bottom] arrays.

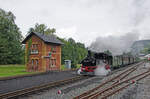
[[30, 59, 39, 71], [31, 59, 34, 71], [35, 59, 38, 71]]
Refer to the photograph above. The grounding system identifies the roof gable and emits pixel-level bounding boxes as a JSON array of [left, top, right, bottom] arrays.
[[22, 32, 63, 45]]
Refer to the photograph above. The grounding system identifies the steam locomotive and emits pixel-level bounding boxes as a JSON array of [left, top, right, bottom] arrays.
[[80, 50, 137, 75]]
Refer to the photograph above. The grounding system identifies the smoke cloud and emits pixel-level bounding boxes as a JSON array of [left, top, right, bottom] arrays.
[[89, 0, 150, 55], [89, 32, 140, 55]]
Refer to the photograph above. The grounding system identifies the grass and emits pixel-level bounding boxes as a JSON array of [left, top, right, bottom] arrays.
[[61, 65, 66, 70], [0, 65, 33, 77], [0, 64, 82, 77], [76, 64, 81, 68]]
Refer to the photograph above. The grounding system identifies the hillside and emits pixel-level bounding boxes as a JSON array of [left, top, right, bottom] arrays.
[[130, 40, 150, 55]]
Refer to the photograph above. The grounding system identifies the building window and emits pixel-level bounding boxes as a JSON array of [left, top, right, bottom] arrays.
[[31, 44, 39, 54], [50, 59, 56, 67], [30, 59, 38, 71], [35, 59, 38, 70], [31, 59, 34, 66], [31, 59, 34, 70], [51, 45, 56, 53]]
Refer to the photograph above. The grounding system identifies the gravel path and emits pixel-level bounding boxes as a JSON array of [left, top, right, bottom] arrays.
[[0, 70, 77, 94]]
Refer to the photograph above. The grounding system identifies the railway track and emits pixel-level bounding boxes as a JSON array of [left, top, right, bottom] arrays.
[[0, 75, 85, 99], [73, 62, 147, 99], [0, 62, 144, 99]]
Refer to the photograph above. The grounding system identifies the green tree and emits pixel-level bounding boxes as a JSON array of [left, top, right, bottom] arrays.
[[28, 23, 56, 35], [59, 37, 88, 68], [141, 48, 150, 54], [0, 9, 24, 64]]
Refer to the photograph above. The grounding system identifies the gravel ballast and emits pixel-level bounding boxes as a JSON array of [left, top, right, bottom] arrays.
[[108, 62, 150, 99], [21, 63, 143, 99], [21, 76, 105, 99]]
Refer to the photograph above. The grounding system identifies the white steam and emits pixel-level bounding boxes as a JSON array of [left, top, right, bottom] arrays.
[[77, 68, 81, 75], [94, 60, 111, 76], [89, 32, 140, 55]]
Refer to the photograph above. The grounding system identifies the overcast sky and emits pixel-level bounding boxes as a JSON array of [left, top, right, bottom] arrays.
[[0, 0, 150, 46]]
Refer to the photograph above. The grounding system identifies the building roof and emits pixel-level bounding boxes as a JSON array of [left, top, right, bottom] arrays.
[[22, 32, 63, 45]]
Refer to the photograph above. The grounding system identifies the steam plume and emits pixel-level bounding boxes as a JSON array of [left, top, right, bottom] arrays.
[[94, 60, 111, 76], [89, 32, 140, 55]]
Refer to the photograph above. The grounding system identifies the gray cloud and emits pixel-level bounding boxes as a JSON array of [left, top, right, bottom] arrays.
[[89, 0, 150, 54], [0, 0, 150, 46]]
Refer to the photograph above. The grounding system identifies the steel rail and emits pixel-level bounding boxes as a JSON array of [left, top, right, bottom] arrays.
[[0, 76, 84, 99], [111, 66, 136, 85], [73, 62, 142, 99], [88, 70, 150, 99], [78, 65, 138, 99], [101, 71, 150, 99]]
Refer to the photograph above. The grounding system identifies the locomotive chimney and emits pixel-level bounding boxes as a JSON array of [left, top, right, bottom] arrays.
[[88, 50, 92, 57]]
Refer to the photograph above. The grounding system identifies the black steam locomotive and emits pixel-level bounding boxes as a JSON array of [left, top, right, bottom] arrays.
[[80, 50, 137, 75]]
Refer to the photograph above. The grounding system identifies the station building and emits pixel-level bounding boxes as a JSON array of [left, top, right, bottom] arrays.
[[22, 32, 63, 72]]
